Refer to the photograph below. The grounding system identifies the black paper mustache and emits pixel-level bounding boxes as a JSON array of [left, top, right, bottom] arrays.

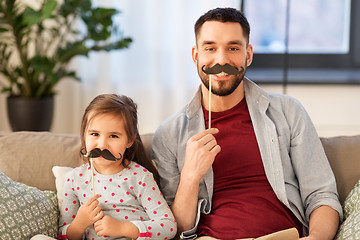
[[201, 63, 244, 75], [81, 148, 122, 161]]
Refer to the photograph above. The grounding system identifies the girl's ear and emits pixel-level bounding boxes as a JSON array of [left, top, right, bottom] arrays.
[[127, 135, 136, 148]]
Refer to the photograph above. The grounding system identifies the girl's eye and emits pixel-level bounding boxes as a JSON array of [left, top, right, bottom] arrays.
[[110, 135, 119, 138], [91, 133, 99, 137]]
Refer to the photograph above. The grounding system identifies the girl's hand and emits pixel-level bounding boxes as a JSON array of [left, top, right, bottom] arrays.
[[94, 215, 119, 237], [94, 216, 139, 238], [73, 194, 103, 230]]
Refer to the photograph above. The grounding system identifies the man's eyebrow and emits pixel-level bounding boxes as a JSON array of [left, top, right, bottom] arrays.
[[201, 40, 216, 46], [200, 40, 244, 46], [228, 40, 243, 45]]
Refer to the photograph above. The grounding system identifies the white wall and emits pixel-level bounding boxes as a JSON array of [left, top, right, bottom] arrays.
[[1, 81, 360, 138], [259, 84, 360, 137]]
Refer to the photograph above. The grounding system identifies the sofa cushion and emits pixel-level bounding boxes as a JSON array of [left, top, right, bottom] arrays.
[[0, 170, 58, 239], [321, 135, 360, 204], [0, 131, 82, 191]]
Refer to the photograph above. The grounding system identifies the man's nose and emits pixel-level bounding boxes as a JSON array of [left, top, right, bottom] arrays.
[[215, 48, 229, 66]]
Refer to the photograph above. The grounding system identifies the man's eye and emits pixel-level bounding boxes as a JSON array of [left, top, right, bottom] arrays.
[[229, 47, 239, 51], [205, 48, 215, 51]]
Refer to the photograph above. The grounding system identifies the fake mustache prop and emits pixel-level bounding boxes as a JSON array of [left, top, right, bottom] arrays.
[[81, 148, 122, 161], [201, 63, 244, 75], [201, 63, 244, 130]]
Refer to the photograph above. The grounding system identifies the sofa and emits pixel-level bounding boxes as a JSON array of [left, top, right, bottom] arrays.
[[0, 131, 359, 239]]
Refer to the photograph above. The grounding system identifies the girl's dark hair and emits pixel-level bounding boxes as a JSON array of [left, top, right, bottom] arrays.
[[194, 7, 250, 44], [80, 94, 159, 184]]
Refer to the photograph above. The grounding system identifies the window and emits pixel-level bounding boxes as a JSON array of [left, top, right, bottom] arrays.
[[243, 0, 360, 84]]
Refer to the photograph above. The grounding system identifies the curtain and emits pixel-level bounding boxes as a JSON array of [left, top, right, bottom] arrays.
[[50, 0, 242, 134]]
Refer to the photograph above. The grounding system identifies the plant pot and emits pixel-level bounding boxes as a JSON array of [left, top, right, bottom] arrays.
[[6, 96, 54, 131]]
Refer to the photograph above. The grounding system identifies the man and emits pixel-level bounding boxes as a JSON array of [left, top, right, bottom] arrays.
[[151, 7, 342, 240]]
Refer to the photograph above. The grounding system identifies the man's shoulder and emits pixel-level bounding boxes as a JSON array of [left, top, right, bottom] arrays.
[[154, 104, 188, 138], [267, 92, 305, 110], [244, 77, 302, 107], [154, 86, 202, 139]]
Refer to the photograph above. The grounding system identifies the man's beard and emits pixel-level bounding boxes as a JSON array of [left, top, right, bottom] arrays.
[[197, 61, 247, 97]]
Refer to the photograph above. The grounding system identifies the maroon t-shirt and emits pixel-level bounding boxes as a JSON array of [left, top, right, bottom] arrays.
[[196, 99, 302, 239]]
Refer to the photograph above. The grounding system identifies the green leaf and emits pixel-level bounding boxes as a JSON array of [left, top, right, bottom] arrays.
[[0, 27, 8, 33], [59, 70, 80, 81], [57, 41, 90, 62], [22, 0, 57, 26], [22, 7, 42, 26], [91, 38, 133, 51], [82, 8, 119, 41], [29, 55, 56, 75], [59, 0, 91, 18], [1, 87, 12, 93], [41, 0, 57, 20]]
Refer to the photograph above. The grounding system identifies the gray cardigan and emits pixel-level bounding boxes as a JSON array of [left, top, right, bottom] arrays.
[[151, 77, 343, 239]]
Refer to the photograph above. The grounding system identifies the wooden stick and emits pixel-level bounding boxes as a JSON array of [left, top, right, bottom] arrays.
[[208, 74, 212, 129], [90, 158, 95, 196]]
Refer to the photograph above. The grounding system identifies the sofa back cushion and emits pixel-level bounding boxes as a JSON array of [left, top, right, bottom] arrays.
[[0, 131, 154, 192], [0, 131, 82, 191], [321, 135, 360, 204], [0, 131, 359, 205]]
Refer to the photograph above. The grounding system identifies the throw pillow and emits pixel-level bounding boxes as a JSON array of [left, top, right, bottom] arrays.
[[343, 179, 360, 218], [52, 166, 74, 209], [335, 178, 360, 240], [0, 171, 58, 239]]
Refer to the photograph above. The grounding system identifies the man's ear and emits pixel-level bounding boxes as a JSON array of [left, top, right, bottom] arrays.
[[246, 44, 254, 67], [192, 46, 198, 64]]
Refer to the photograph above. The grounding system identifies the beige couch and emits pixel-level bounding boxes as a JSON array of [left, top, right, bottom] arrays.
[[0, 131, 360, 238]]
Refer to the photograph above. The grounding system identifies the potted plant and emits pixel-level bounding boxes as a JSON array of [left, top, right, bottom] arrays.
[[0, 0, 132, 131]]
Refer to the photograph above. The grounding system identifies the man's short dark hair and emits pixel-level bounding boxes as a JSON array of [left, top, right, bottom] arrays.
[[194, 8, 250, 44]]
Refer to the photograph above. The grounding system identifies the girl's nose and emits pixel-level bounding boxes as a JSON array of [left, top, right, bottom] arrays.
[[97, 137, 108, 150]]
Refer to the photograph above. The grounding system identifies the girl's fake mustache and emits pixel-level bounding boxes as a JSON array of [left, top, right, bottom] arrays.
[[201, 63, 244, 75], [81, 148, 122, 161]]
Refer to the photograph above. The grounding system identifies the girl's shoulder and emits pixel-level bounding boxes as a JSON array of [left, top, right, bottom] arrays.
[[127, 161, 150, 173], [74, 162, 89, 170], [68, 162, 90, 177], [124, 161, 154, 181]]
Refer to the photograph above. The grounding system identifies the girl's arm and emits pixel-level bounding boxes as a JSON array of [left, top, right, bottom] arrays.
[[66, 194, 103, 240], [131, 171, 177, 240], [59, 171, 102, 240]]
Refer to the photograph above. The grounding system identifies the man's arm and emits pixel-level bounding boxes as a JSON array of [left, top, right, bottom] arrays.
[[170, 173, 201, 234], [300, 205, 339, 240], [170, 128, 220, 235]]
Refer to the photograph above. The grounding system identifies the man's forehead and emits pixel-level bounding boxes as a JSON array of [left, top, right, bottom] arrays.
[[197, 21, 245, 44]]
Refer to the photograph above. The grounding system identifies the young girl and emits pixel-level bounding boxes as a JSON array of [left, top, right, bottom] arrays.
[[59, 94, 176, 240]]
